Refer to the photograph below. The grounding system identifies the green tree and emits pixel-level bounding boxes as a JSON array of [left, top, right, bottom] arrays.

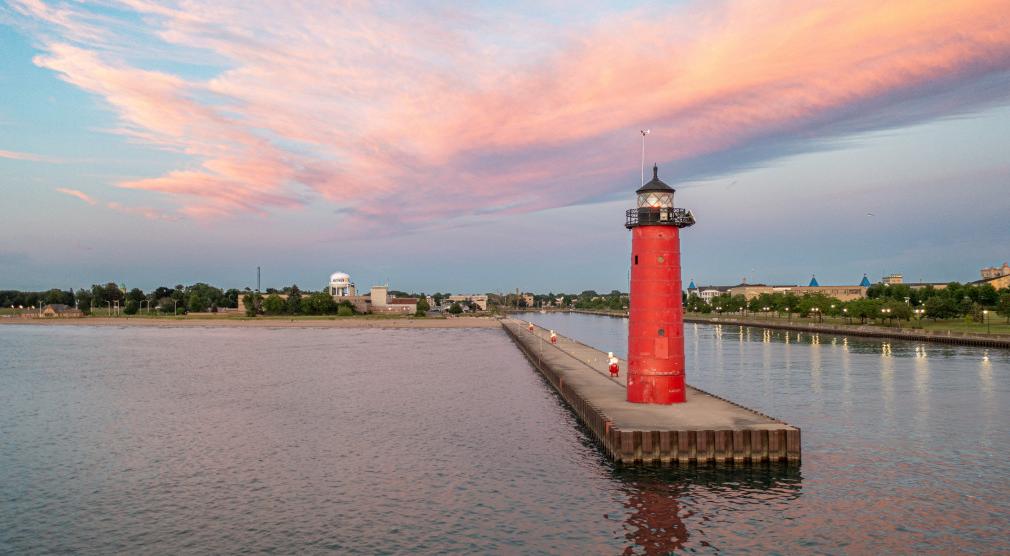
[[415, 298, 430, 316], [448, 302, 463, 314], [845, 298, 881, 324], [997, 293, 1010, 323], [242, 291, 262, 316], [301, 292, 338, 315], [976, 284, 1000, 306], [262, 294, 286, 315], [158, 297, 177, 314], [126, 288, 146, 303], [124, 300, 139, 315], [188, 293, 210, 313], [223, 288, 240, 309], [286, 285, 303, 315], [337, 305, 354, 316], [924, 295, 958, 320]]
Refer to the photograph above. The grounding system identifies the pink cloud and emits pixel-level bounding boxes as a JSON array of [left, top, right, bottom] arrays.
[[15, 0, 1010, 228], [1, 149, 51, 162], [55, 187, 96, 205], [106, 201, 178, 221]]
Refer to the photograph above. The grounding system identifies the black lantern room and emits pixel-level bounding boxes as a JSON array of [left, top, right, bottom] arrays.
[[626, 165, 695, 229]]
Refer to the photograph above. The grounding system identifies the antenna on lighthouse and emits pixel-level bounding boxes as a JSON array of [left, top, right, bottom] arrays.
[[640, 129, 650, 186]]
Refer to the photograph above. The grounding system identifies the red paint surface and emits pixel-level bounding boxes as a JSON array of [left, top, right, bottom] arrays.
[[628, 225, 686, 403]]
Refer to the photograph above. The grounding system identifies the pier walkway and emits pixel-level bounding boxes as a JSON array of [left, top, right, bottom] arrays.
[[501, 318, 800, 465]]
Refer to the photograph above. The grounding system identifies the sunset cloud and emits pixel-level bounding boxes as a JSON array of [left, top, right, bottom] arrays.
[[1, 149, 50, 162], [12, 0, 1010, 229], [55, 187, 96, 205]]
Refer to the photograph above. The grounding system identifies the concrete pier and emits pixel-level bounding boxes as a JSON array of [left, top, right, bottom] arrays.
[[501, 318, 800, 465]]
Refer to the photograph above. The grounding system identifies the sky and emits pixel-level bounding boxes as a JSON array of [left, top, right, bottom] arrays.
[[1, 0, 1008, 294]]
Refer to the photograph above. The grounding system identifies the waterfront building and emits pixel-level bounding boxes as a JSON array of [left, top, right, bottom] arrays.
[[973, 273, 1010, 291], [789, 285, 867, 301], [40, 304, 83, 318], [981, 262, 1010, 280], [728, 283, 775, 300], [448, 294, 488, 311], [882, 273, 903, 285]]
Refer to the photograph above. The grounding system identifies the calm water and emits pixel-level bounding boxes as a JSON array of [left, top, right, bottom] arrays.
[[1, 319, 1008, 554]]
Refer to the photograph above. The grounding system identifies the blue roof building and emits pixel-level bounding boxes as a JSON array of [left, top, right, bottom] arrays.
[[808, 275, 819, 287], [859, 274, 871, 287]]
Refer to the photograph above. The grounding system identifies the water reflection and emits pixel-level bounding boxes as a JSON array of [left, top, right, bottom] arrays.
[[613, 465, 802, 555]]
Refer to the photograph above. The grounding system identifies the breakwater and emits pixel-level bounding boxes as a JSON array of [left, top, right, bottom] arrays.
[[500, 318, 800, 465]]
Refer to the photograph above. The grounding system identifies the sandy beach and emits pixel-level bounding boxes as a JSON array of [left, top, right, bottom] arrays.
[[0, 315, 501, 329]]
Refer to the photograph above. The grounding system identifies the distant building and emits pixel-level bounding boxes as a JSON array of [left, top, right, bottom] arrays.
[[522, 293, 535, 307], [981, 262, 1010, 280], [859, 274, 872, 287], [328, 271, 357, 297], [882, 273, 903, 285], [690, 277, 865, 301], [789, 285, 867, 301], [448, 294, 488, 311], [972, 274, 1010, 291], [41, 304, 83, 318], [728, 283, 774, 300], [387, 298, 418, 314]]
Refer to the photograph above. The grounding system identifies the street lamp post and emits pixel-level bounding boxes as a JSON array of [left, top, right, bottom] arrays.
[[843, 307, 849, 324], [811, 307, 822, 323], [983, 309, 990, 334], [881, 307, 892, 327], [763, 306, 770, 320], [785, 307, 791, 322]]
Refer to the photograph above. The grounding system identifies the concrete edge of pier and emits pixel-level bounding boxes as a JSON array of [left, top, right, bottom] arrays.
[[557, 309, 1010, 349], [500, 318, 800, 466]]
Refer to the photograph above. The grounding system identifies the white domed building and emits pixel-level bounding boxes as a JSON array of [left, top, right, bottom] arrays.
[[328, 271, 356, 297]]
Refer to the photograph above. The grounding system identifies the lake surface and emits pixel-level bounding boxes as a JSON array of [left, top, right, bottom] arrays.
[[1, 318, 1008, 554]]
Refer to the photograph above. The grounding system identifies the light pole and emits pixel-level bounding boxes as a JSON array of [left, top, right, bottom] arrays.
[[173, 299, 178, 315], [811, 307, 822, 323], [843, 307, 849, 324], [881, 307, 891, 326], [640, 129, 650, 186], [983, 309, 990, 334], [785, 307, 791, 322], [914, 308, 924, 325], [763, 306, 770, 320]]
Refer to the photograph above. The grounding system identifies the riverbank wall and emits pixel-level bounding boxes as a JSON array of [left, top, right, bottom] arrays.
[[562, 309, 1010, 349], [500, 318, 800, 465]]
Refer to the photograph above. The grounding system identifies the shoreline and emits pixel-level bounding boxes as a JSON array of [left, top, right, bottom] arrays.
[[516, 309, 1010, 349], [0, 316, 501, 329]]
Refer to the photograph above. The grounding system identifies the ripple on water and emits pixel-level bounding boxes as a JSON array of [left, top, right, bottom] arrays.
[[1, 321, 1008, 553]]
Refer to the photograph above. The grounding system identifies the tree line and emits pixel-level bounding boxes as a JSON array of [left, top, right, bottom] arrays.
[[683, 281, 1010, 323], [3, 283, 242, 315]]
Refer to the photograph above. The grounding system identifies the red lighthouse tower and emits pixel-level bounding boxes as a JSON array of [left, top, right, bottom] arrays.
[[625, 165, 695, 404]]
